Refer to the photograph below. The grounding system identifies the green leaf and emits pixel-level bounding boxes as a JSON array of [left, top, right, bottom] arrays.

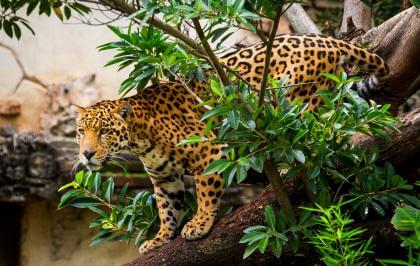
[[243, 241, 259, 259], [89, 206, 108, 218], [12, 23, 21, 39], [236, 165, 248, 183], [371, 201, 385, 216], [58, 189, 85, 209], [264, 206, 276, 229], [204, 159, 232, 175], [292, 129, 308, 144], [223, 165, 237, 187], [26, 0, 39, 15], [75, 171, 84, 184], [391, 205, 419, 231], [321, 73, 340, 83], [210, 79, 222, 96], [271, 236, 283, 258], [239, 231, 266, 244], [83, 171, 94, 189], [249, 155, 264, 173], [103, 177, 115, 203], [92, 172, 102, 194], [58, 181, 76, 192], [227, 110, 240, 129], [258, 236, 270, 253], [177, 135, 205, 146], [118, 183, 129, 204], [64, 197, 102, 208], [64, 6, 71, 19], [205, 117, 214, 136], [307, 167, 320, 180], [291, 149, 305, 164], [237, 157, 249, 166], [384, 162, 395, 179], [201, 106, 229, 121], [289, 233, 299, 252], [377, 259, 409, 265], [3, 20, 13, 38], [243, 225, 267, 234], [90, 230, 112, 246]]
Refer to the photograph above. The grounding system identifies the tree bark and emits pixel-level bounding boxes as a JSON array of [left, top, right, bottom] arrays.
[[127, 107, 420, 266], [340, 0, 372, 33], [353, 7, 420, 112], [284, 4, 321, 34]]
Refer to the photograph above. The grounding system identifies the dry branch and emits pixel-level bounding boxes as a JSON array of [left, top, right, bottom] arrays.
[[283, 4, 321, 33], [340, 0, 372, 33]]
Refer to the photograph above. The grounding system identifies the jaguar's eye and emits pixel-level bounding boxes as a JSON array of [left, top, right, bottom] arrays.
[[100, 128, 110, 135], [77, 128, 85, 135]]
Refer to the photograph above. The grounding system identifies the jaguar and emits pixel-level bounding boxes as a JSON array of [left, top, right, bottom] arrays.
[[72, 33, 388, 254]]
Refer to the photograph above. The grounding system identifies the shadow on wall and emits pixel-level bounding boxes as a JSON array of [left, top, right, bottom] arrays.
[[0, 203, 22, 266]]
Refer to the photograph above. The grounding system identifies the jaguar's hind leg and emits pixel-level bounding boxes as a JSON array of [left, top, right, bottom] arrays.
[[181, 173, 224, 240]]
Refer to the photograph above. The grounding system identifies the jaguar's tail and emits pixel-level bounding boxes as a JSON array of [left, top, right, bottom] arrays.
[[338, 41, 389, 98]]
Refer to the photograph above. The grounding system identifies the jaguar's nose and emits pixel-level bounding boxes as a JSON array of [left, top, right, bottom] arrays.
[[83, 150, 96, 161]]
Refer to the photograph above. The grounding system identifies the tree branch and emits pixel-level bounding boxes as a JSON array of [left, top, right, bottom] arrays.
[[258, 7, 282, 107], [192, 18, 231, 86], [96, 0, 207, 55], [283, 4, 321, 33]]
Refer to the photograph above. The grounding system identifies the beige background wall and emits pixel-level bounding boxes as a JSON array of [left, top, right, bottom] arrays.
[[0, 12, 128, 132], [21, 201, 138, 266]]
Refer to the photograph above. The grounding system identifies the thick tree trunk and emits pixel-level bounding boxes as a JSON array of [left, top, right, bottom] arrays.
[[127, 107, 420, 266]]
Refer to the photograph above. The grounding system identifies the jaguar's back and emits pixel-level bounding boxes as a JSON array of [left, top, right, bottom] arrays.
[[191, 34, 388, 110]]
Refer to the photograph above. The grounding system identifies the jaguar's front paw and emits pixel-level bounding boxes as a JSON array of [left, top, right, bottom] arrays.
[[181, 215, 214, 240], [138, 238, 167, 254]]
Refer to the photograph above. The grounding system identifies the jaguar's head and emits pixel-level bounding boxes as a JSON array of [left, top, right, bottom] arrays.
[[72, 101, 132, 171]]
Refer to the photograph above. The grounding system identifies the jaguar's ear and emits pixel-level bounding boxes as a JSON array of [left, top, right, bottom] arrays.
[[70, 104, 85, 118], [116, 102, 132, 120]]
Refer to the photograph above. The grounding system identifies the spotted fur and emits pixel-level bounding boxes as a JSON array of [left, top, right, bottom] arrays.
[[72, 34, 388, 254]]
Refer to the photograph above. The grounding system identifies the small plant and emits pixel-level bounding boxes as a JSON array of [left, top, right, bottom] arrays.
[[59, 171, 161, 246], [378, 204, 420, 265], [348, 160, 419, 219], [239, 206, 301, 259], [302, 201, 374, 266]]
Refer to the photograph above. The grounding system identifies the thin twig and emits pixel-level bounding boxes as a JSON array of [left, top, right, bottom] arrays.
[[257, 7, 282, 107], [192, 18, 231, 86], [220, 63, 254, 89], [0, 42, 49, 95], [166, 69, 212, 111]]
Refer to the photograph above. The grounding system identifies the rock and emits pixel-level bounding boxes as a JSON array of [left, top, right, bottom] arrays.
[[0, 99, 21, 116]]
